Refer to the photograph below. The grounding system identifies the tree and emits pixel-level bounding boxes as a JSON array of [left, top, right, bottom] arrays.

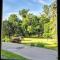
[[19, 9, 30, 37], [49, 0, 57, 39], [8, 14, 22, 37], [26, 14, 43, 37], [39, 14, 50, 37], [43, 5, 49, 16], [43, 0, 57, 39], [2, 0, 57, 39], [19, 9, 29, 18], [40, 14, 50, 24], [2, 20, 9, 38]]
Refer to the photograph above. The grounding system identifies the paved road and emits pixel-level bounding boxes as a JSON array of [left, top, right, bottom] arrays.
[[1, 42, 58, 60]]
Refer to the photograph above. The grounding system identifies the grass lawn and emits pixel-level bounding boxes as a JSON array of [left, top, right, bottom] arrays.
[[22, 38, 57, 44], [21, 38, 58, 50], [1, 50, 28, 60]]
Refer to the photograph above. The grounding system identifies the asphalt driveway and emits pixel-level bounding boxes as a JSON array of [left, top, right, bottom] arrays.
[[1, 42, 58, 60]]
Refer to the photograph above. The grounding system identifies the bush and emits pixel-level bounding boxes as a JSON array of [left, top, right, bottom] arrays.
[[44, 45, 57, 50], [36, 43, 45, 47], [2, 36, 10, 42], [30, 43, 35, 46], [30, 43, 45, 47]]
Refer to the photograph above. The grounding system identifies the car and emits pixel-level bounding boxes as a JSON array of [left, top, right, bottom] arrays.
[[11, 36, 23, 43]]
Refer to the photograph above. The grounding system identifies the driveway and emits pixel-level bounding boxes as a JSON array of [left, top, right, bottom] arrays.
[[1, 42, 58, 60]]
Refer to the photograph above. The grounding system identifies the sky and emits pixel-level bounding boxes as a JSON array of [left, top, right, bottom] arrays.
[[3, 0, 52, 20]]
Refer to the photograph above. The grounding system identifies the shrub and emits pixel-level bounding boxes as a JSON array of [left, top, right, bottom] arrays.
[[2, 36, 10, 42], [30, 43, 35, 46], [36, 43, 45, 47], [44, 45, 57, 50]]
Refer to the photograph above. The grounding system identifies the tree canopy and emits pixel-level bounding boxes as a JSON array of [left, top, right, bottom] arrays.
[[2, 0, 57, 39]]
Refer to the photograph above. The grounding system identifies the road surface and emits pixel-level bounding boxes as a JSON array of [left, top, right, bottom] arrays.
[[1, 42, 58, 60]]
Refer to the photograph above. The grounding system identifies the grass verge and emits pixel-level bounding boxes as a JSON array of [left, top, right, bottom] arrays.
[[22, 38, 58, 50], [23, 43, 57, 50], [1, 50, 28, 60]]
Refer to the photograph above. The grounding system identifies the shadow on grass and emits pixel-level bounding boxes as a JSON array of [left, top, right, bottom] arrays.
[[23, 43, 57, 50]]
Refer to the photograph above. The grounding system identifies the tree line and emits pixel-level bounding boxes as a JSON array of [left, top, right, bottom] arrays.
[[2, 0, 57, 39]]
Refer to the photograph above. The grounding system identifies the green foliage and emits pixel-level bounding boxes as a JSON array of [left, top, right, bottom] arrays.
[[19, 9, 29, 18], [43, 0, 57, 39], [27, 26, 32, 33], [2, 20, 10, 38], [2, 0, 57, 39], [8, 14, 19, 25], [3, 36, 10, 42], [36, 43, 45, 47], [43, 5, 49, 15], [40, 14, 50, 24], [30, 43, 35, 46]]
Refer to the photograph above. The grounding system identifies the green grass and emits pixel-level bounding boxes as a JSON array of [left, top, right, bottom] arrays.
[[1, 50, 28, 60], [22, 38, 58, 50], [23, 43, 57, 50]]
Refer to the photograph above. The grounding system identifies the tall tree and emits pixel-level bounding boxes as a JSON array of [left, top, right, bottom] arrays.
[[43, 0, 57, 39], [19, 9, 29, 18], [43, 5, 49, 16], [8, 14, 21, 37], [49, 0, 57, 39], [2, 20, 8, 37]]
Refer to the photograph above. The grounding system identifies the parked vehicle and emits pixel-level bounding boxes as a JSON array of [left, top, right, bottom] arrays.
[[11, 36, 23, 43]]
